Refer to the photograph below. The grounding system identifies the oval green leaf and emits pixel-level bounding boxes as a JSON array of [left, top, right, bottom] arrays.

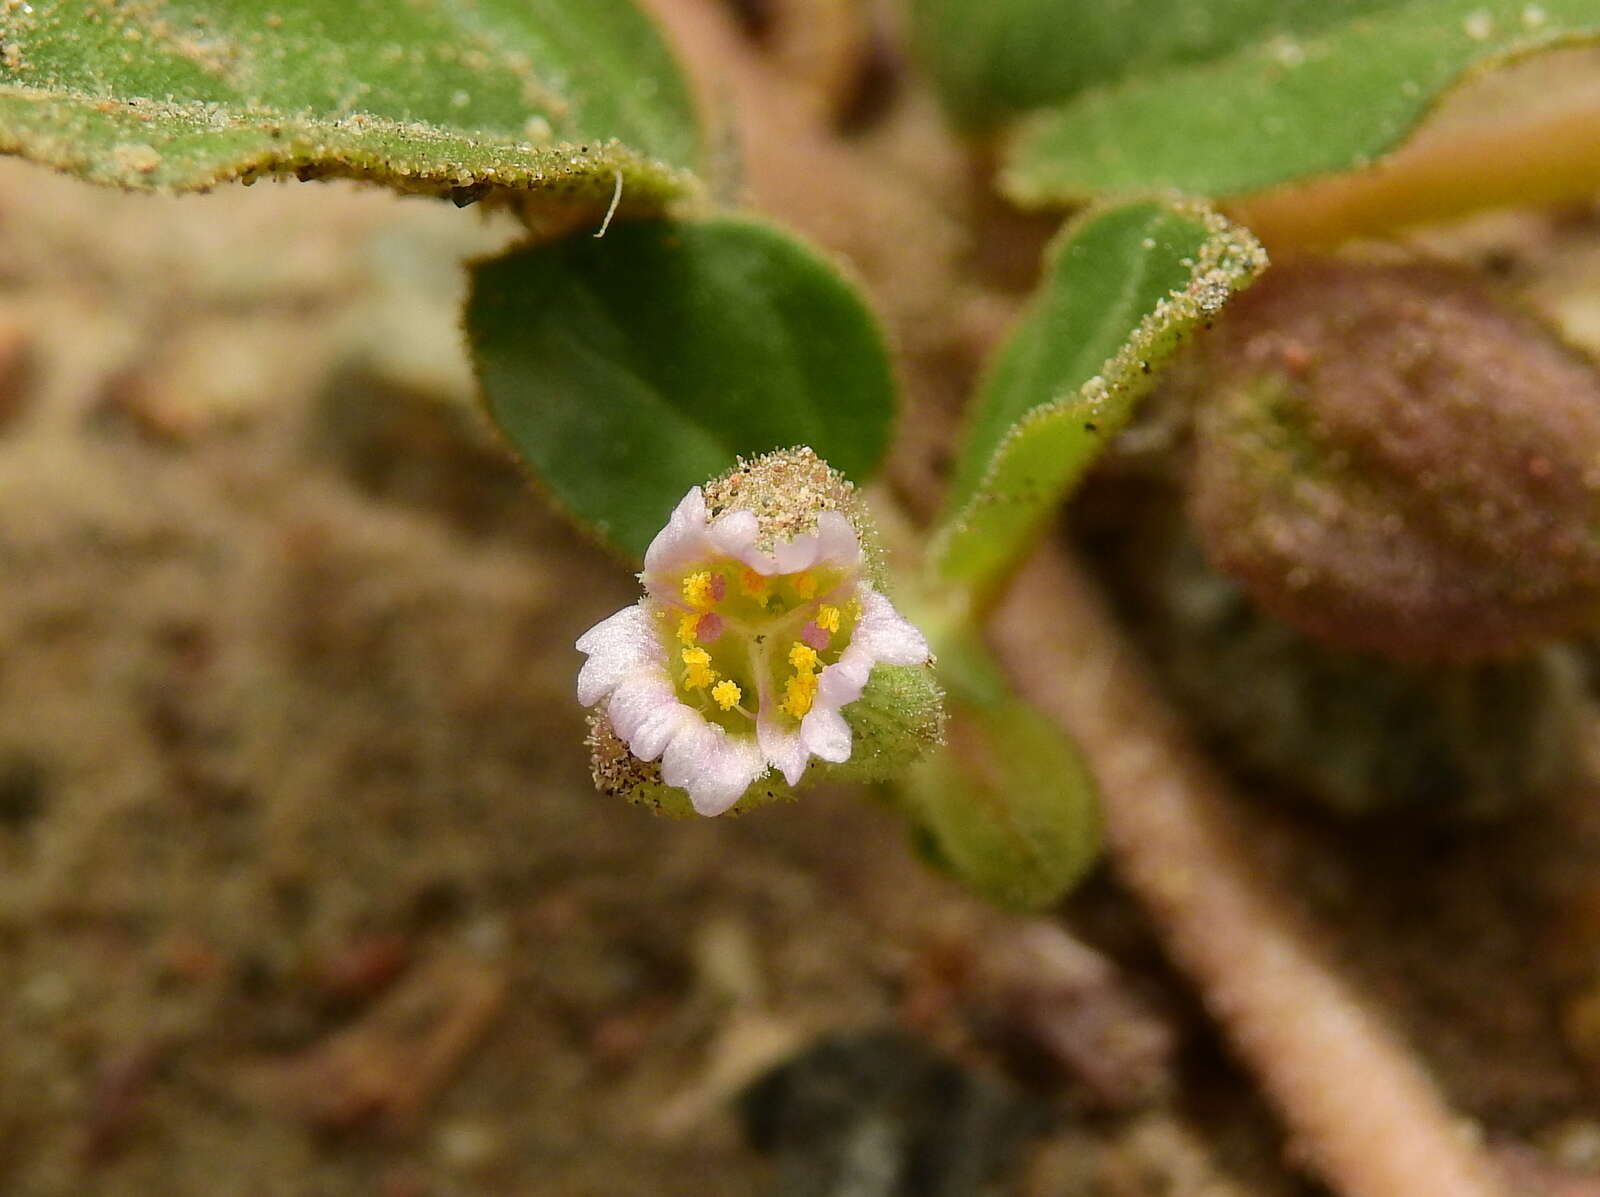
[[1004, 0, 1600, 203], [0, 0, 699, 209], [931, 199, 1264, 600], [468, 217, 898, 560]]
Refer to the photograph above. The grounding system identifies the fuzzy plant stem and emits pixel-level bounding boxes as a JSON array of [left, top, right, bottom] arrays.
[[990, 546, 1506, 1197]]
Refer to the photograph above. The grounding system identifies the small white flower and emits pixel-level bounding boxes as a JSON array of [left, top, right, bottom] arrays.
[[576, 486, 930, 816]]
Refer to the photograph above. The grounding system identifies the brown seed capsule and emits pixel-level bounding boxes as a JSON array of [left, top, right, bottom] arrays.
[[1190, 257, 1600, 662]]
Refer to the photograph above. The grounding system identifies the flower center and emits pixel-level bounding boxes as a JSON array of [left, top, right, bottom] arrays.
[[653, 560, 862, 730]]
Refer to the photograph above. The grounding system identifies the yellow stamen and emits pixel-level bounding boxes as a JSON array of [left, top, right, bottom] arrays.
[[788, 642, 818, 672], [677, 613, 701, 643], [782, 671, 818, 718], [682, 571, 716, 610], [681, 646, 716, 690], [711, 679, 742, 711], [816, 604, 841, 634], [791, 571, 817, 599], [740, 569, 770, 602]]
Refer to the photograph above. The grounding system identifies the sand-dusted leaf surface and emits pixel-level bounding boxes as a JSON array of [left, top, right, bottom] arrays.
[[1001, 0, 1600, 202], [910, 0, 1394, 132], [933, 199, 1265, 597], [0, 0, 700, 209]]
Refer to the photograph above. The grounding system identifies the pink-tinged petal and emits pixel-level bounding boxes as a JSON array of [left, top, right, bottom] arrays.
[[690, 742, 768, 816], [576, 604, 662, 707], [800, 705, 853, 764], [630, 704, 701, 762], [658, 719, 715, 789], [770, 534, 820, 574], [812, 511, 862, 569], [736, 511, 863, 577], [608, 676, 694, 759], [696, 613, 725, 643], [707, 508, 804, 577], [643, 487, 713, 580], [706, 508, 760, 558], [816, 649, 872, 708], [758, 713, 809, 787], [661, 724, 767, 816], [726, 540, 781, 576], [801, 622, 829, 651], [851, 588, 931, 666]]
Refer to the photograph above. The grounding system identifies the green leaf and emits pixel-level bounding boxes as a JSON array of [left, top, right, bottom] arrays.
[[0, 0, 699, 210], [468, 217, 898, 560], [932, 198, 1264, 598], [895, 693, 1101, 912], [909, 0, 1393, 132], [1003, 0, 1600, 204]]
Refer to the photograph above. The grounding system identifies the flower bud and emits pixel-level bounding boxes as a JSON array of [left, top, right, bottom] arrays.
[[576, 447, 942, 817], [1136, 527, 1587, 818], [1189, 258, 1600, 662]]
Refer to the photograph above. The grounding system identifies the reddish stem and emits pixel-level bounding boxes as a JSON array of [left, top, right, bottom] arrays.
[[991, 548, 1506, 1197]]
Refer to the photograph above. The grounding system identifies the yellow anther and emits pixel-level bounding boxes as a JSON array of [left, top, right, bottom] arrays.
[[816, 605, 841, 634], [681, 645, 716, 690], [740, 569, 770, 601], [791, 571, 817, 599], [788, 642, 818, 672], [682, 571, 716, 610], [677, 613, 701, 643], [711, 679, 742, 711], [781, 671, 817, 718]]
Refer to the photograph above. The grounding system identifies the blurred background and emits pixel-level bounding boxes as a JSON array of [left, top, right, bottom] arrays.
[[10, 2, 1600, 1195]]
